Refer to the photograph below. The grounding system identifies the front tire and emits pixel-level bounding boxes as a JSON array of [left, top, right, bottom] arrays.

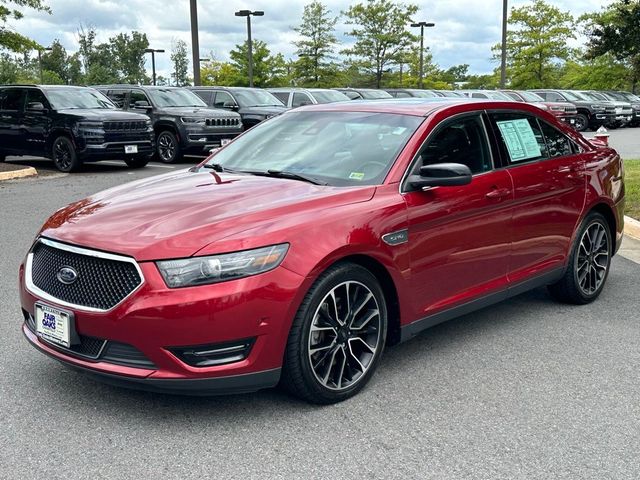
[[124, 157, 149, 169], [51, 136, 81, 172], [156, 130, 182, 164], [548, 212, 612, 304], [281, 263, 387, 404], [574, 113, 588, 132]]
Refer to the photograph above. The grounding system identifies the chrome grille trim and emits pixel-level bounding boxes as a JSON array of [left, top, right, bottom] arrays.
[[25, 237, 145, 313]]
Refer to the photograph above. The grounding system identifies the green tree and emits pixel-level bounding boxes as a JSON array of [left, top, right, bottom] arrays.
[[293, 0, 339, 86], [229, 40, 288, 87], [342, 0, 418, 88], [583, 0, 640, 93], [0, 0, 50, 52], [560, 53, 631, 91], [201, 60, 240, 86], [0, 53, 19, 83], [493, 0, 574, 88], [111, 31, 149, 84], [40, 39, 67, 81], [171, 39, 190, 86]]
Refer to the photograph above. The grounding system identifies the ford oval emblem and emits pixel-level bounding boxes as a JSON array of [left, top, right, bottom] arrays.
[[57, 266, 78, 285]]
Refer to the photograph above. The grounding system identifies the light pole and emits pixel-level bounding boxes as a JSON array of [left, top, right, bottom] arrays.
[[500, 0, 508, 88], [410, 21, 435, 89], [37, 47, 53, 84], [144, 48, 165, 85], [190, 0, 202, 86], [235, 10, 264, 87]]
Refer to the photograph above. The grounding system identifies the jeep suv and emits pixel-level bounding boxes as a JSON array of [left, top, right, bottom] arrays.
[[0, 85, 154, 172], [531, 89, 616, 132], [96, 86, 243, 163], [189, 86, 287, 130]]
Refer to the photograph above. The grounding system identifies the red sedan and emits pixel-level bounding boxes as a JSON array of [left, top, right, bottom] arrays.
[[19, 99, 625, 404]]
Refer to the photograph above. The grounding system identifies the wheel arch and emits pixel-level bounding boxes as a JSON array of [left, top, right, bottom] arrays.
[[588, 202, 617, 254]]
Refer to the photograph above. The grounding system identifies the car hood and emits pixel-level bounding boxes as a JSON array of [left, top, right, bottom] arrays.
[[238, 105, 288, 116], [157, 106, 240, 118], [40, 169, 375, 261], [56, 109, 151, 121]]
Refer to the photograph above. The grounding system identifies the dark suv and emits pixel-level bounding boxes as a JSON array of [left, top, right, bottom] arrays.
[[0, 85, 154, 172], [96, 86, 243, 163], [531, 89, 616, 132], [189, 87, 287, 130]]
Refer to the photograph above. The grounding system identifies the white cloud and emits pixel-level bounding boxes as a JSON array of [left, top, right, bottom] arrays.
[[13, 0, 612, 79]]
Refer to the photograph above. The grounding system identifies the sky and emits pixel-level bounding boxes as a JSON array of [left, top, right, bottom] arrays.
[[13, 0, 609, 79]]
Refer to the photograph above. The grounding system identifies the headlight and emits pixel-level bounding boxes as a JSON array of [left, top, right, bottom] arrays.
[[156, 244, 289, 288], [181, 117, 206, 125], [77, 121, 104, 130], [591, 104, 606, 112], [550, 106, 564, 111]]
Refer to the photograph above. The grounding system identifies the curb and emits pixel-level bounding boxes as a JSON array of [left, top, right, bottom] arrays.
[[0, 166, 37, 181], [624, 216, 640, 240]]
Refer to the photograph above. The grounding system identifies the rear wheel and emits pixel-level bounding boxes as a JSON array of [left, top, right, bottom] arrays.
[[124, 157, 149, 169], [156, 130, 182, 163], [574, 113, 588, 132], [281, 263, 387, 404], [548, 212, 612, 304], [51, 136, 81, 172]]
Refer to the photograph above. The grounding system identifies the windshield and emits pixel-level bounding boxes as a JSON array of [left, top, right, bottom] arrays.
[[360, 90, 393, 99], [310, 90, 350, 104], [517, 91, 545, 102], [581, 91, 606, 101], [46, 89, 115, 110], [206, 111, 423, 186], [562, 91, 585, 101], [233, 89, 284, 107], [409, 90, 438, 98], [147, 88, 207, 107]]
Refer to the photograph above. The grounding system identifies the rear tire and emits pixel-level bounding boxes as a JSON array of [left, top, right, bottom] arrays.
[[155, 130, 182, 164], [124, 157, 149, 169], [281, 262, 387, 404], [548, 212, 612, 305], [51, 136, 81, 172], [574, 113, 588, 132]]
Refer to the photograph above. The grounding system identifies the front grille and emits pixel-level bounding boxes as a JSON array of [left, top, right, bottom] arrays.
[[205, 117, 240, 127], [66, 335, 106, 358], [565, 107, 577, 114], [605, 106, 616, 114], [101, 342, 156, 369], [30, 240, 142, 311], [104, 121, 148, 132]]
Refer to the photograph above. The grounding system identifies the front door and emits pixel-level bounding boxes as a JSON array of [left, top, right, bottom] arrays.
[[403, 113, 514, 319], [23, 88, 52, 156]]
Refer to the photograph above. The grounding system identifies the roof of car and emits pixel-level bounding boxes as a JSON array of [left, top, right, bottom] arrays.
[[266, 87, 336, 93], [92, 85, 184, 90], [0, 84, 94, 90]]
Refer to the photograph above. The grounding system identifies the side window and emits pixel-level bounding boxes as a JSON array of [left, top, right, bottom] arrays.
[[192, 90, 212, 105], [26, 89, 49, 108], [490, 112, 547, 164], [413, 114, 493, 175], [471, 92, 488, 99], [292, 92, 312, 107], [538, 121, 573, 158], [271, 92, 289, 104], [213, 91, 234, 108], [130, 90, 150, 108], [547, 92, 564, 102], [107, 90, 128, 108], [0, 89, 25, 111], [395, 92, 411, 98]]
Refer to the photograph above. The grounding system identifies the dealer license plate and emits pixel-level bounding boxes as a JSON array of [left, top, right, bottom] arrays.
[[125, 145, 138, 154], [35, 304, 71, 348]]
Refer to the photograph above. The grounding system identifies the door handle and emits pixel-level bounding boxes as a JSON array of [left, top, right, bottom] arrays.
[[0, 115, 11, 120], [485, 187, 511, 200]]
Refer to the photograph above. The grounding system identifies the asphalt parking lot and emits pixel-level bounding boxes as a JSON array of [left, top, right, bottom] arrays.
[[1, 153, 639, 479]]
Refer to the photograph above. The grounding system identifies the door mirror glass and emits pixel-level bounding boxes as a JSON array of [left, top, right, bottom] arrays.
[[27, 102, 46, 112], [134, 100, 151, 109], [409, 163, 472, 189], [222, 101, 239, 110]]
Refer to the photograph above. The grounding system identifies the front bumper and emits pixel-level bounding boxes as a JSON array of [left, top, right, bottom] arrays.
[[79, 140, 155, 160], [19, 254, 305, 395], [179, 126, 242, 152]]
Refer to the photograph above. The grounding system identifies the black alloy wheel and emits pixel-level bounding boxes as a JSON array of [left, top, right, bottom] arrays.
[[52, 136, 81, 172]]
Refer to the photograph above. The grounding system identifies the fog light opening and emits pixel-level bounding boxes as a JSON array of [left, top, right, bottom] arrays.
[[170, 338, 255, 367]]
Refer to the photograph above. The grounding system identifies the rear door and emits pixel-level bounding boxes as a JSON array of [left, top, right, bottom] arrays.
[[0, 88, 26, 154], [403, 112, 514, 319], [487, 111, 586, 284]]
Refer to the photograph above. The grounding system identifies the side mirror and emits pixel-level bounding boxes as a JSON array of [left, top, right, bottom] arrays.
[[133, 100, 151, 110], [409, 163, 472, 189], [27, 102, 46, 112], [222, 101, 239, 111]]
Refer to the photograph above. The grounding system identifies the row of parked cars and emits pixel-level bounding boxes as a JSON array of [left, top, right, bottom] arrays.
[[1, 83, 637, 172]]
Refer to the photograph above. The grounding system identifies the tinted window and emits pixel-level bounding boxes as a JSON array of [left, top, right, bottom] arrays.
[[490, 112, 546, 164], [213, 91, 235, 108], [107, 90, 128, 108], [130, 90, 150, 108], [26, 89, 49, 108], [545, 92, 565, 102], [539, 121, 572, 158], [233, 89, 283, 107], [192, 90, 213, 105], [270, 92, 289, 104], [415, 115, 493, 175], [292, 92, 312, 107], [343, 91, 362, 100], [395, 92, 411, 98], [146, 88, 206, 107], [310, 90, 349, 103], [0, 89, 25, 111], [471, 92, 488, 99]]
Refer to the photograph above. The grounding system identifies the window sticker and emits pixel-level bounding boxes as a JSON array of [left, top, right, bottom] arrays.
[[349, 172, 365, 180], [496, 119, 542, 162]]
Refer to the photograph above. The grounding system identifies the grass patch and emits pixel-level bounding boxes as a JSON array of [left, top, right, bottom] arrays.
[[625, 159, 640, 220]]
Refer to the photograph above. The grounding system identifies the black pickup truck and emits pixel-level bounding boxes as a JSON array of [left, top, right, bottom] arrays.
[[0, 85, 155, 172], [96, 85, 243, 163]]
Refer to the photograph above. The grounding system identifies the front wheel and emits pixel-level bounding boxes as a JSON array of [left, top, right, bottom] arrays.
[[156, 130, 182, 163], [51, 136, 81, 172], [574, 114, 588, 132], [281, 263, 387, 404], [124, 157, 149, 169], [548, 212, 612, 304]]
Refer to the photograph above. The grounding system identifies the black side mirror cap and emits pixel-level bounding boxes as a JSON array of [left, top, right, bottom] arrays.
[[409, 163, 473, 189], [27, 102, 46, 112]]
